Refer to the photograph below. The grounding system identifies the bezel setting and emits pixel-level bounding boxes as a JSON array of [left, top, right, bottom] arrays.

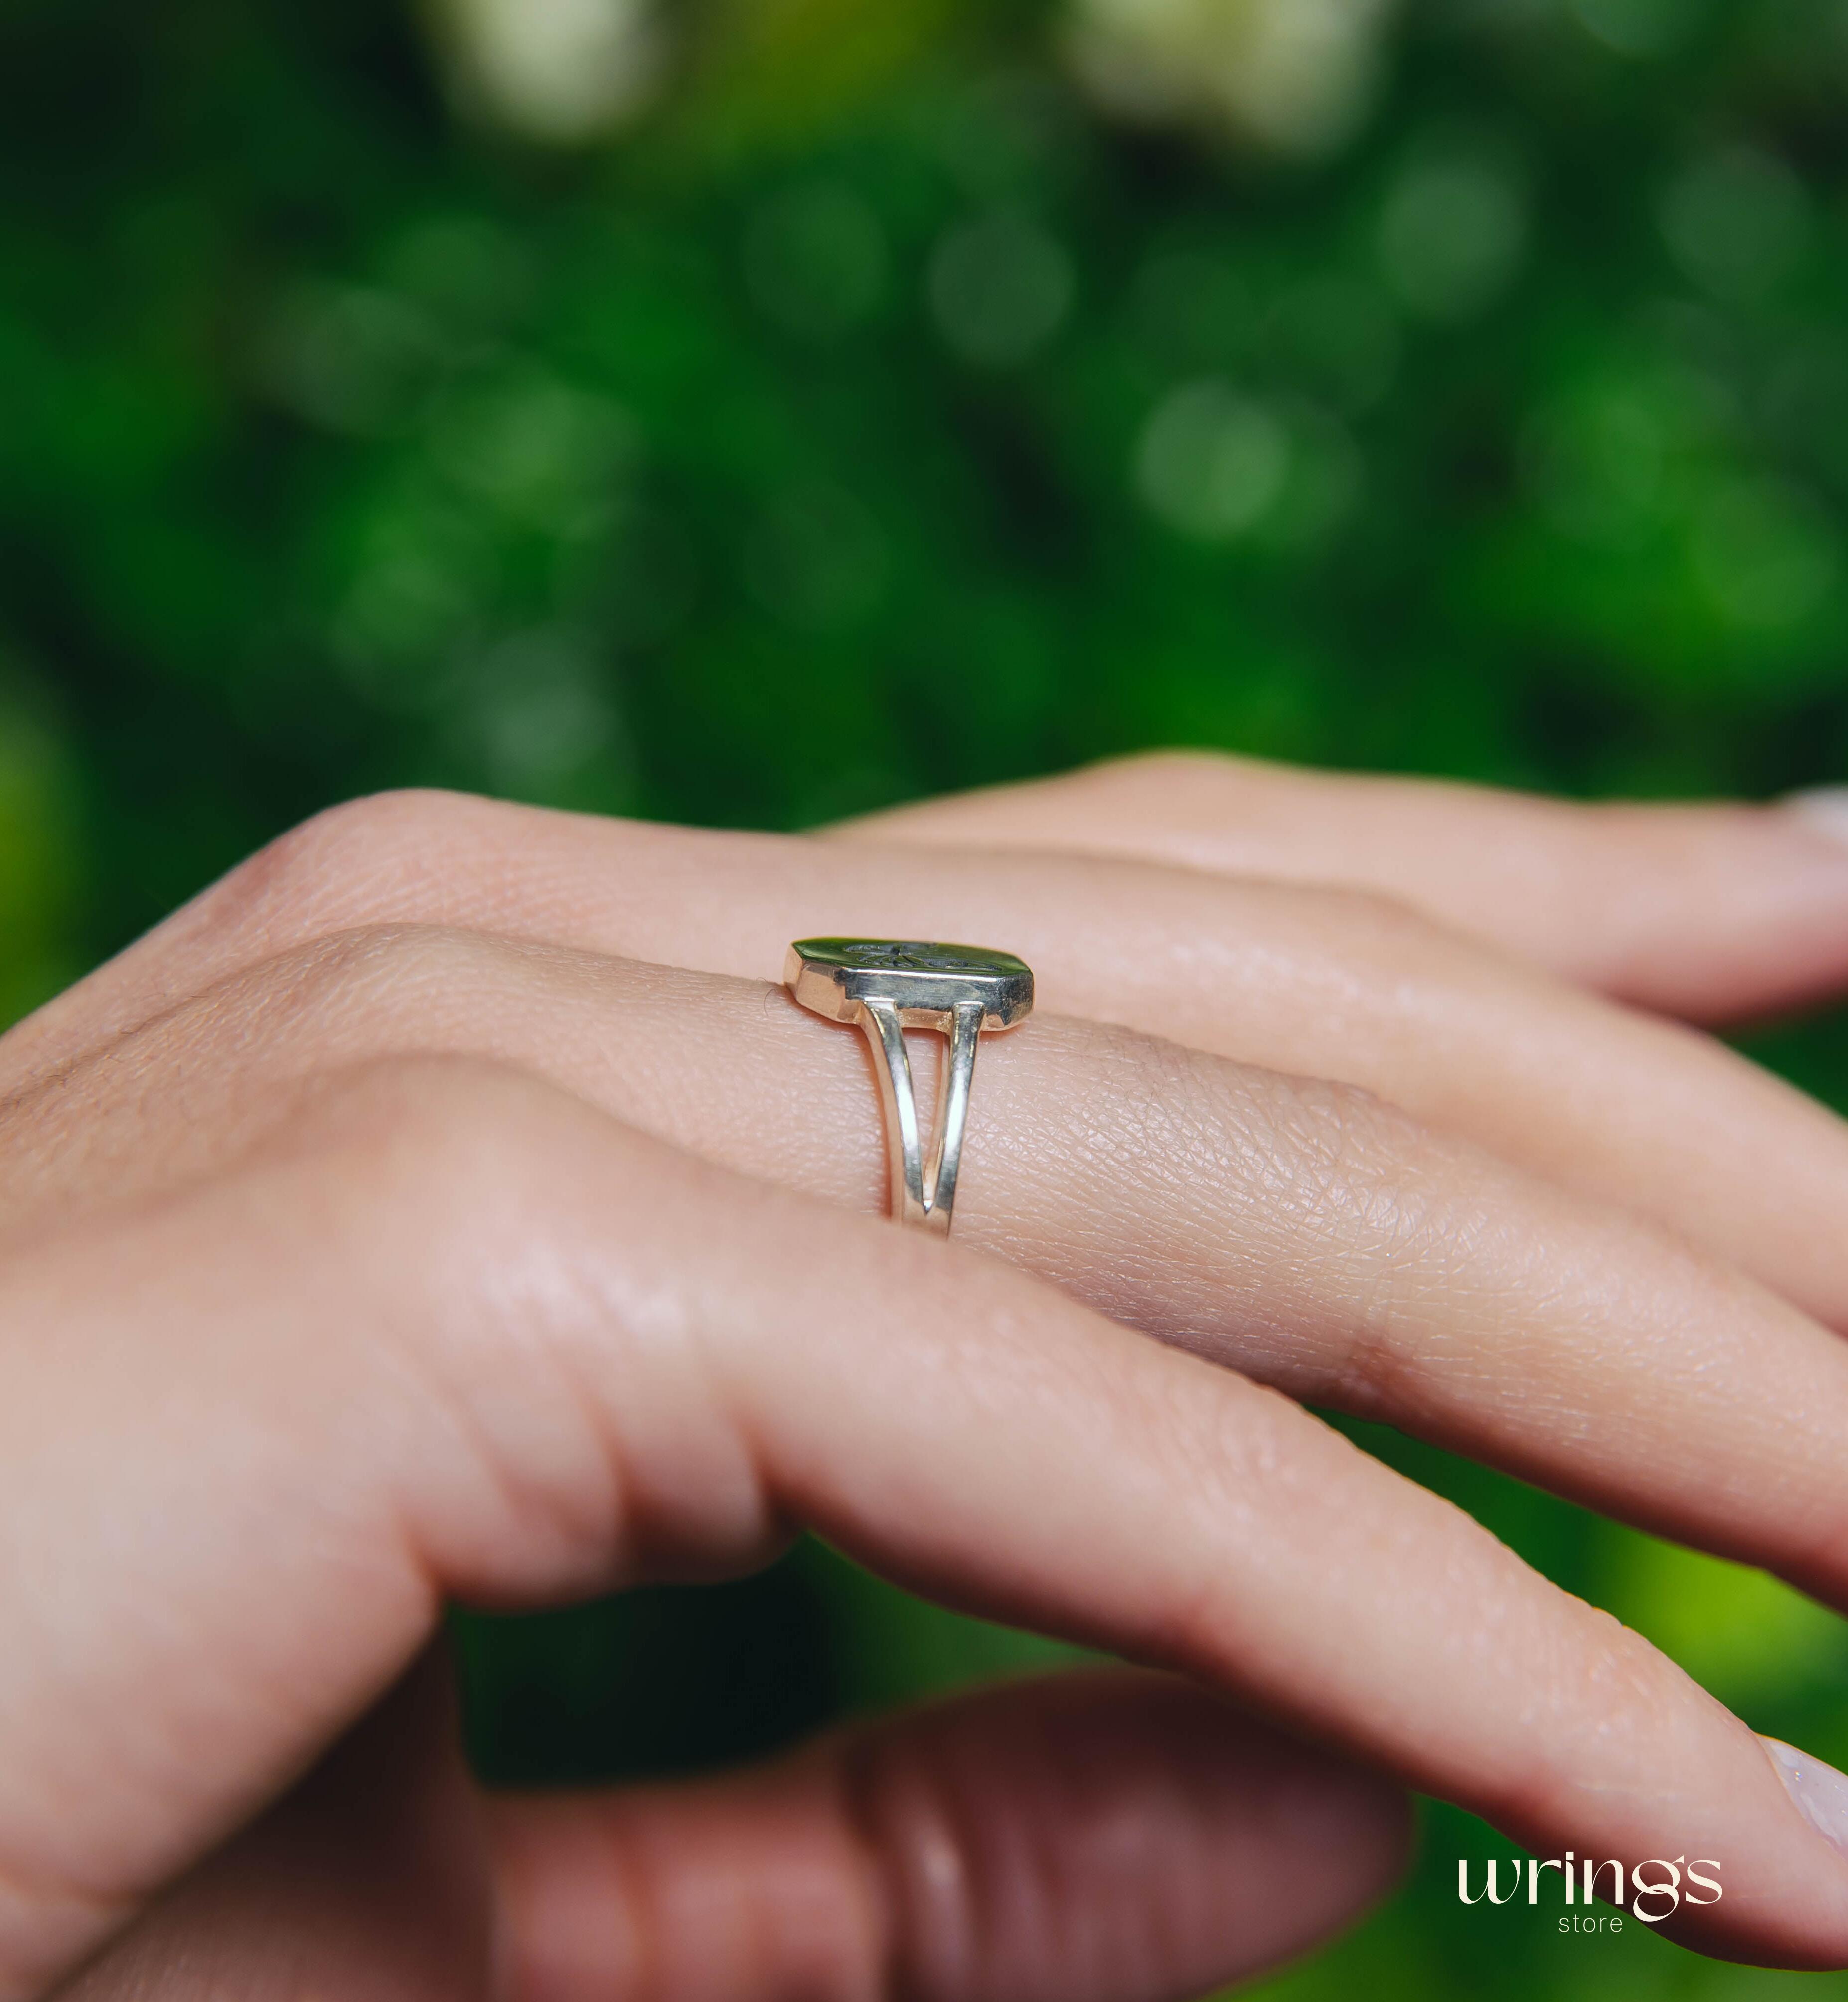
[[784, 938, 1034, 1030]]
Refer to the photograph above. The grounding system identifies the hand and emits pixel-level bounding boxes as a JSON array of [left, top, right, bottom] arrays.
[[7, 754, 1848, 1998]]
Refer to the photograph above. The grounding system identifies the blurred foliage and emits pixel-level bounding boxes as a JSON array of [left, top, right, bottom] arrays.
[[4, 0, 1848, 1993]]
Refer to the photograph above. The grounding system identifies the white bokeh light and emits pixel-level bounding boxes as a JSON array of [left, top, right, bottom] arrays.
[[431, 0, 665, 143], [1063, 0, 1398, 157]]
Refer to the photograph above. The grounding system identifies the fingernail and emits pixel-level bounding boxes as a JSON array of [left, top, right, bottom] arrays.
[[1785, 788, 1848, 848], [1762, 1736, 1848, 1853]]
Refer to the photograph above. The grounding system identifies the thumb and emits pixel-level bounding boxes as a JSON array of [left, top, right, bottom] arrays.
[[491, 1668, 1411, 2002]]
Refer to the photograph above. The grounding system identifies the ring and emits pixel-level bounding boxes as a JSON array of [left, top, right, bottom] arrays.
[[785, 938, 1035, 1236]]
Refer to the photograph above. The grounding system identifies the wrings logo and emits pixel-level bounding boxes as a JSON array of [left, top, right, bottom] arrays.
[[1459, 1854, 1721, 1930]]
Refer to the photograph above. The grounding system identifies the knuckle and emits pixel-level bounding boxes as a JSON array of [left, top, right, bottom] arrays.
[[1116, 745, 1237, 780], [184, 789, 477, 948], [149, 922, 526, 1086], [292, 1052, 569, 1227], [1232, 1051, 1456, 1264], [1076, 1017, 1470, 1407], [1493, 1608, 1678, 1834], [277, 1053, 775, 1591], [256, 920, 511, 1021], [1088, 745, 1244, 800], [273, 1058, 624, 1575], [232, 1057, 584, 1304], [1303, 876, 1456, 949], [841, 1680, 1229, 2002], [1086, 1010, 1431, 1236], [842, 1714, 997, 2002], [1261, 1071, 1438, 1225]]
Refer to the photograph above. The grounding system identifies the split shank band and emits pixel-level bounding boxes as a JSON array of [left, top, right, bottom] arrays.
[[785, 938, 1035, 1236]]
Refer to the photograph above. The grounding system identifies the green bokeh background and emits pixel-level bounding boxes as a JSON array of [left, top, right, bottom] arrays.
[[5, 0, 1848, 1991]]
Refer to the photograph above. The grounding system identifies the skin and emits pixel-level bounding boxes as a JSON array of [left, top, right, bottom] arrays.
[[9, 752, 1848, 1998]]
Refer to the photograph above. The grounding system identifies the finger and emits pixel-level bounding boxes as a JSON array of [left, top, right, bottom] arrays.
[[1, 1057, 1845, 1986], [490, 1671, 1409, 2002], [7, 792, 1848, 1335], [15, 933, 1848, 1627], [57, 1668, 1407, 2002], [838, 751, 1848, 1024]]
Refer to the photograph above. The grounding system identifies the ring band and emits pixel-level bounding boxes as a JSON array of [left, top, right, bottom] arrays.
[[785, 939, 1035, 1235]]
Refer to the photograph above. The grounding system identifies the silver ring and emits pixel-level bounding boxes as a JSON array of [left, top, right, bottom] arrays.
[[785, 938, 1035, 1235]]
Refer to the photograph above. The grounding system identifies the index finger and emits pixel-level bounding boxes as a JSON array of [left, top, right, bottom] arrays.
[[1, 1056, 1846, 1988]]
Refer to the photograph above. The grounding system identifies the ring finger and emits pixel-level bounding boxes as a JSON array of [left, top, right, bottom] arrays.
[[12, 927, 1848, 1624]]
